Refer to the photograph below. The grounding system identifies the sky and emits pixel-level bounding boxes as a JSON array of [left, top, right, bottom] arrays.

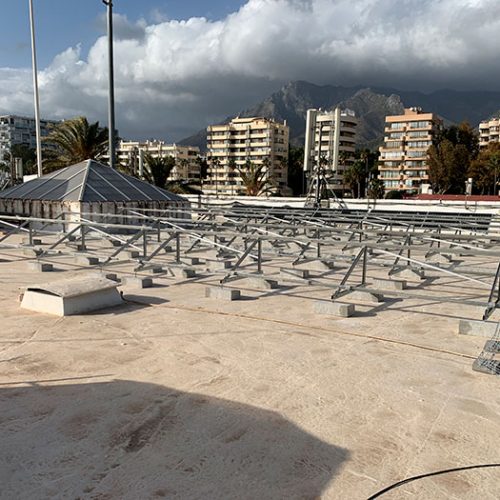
[[1, 0, 500, 142]]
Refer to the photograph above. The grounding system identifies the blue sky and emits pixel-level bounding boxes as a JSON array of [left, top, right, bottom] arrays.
[[1, 0, 499, 142], [0, 0, 247, 68]]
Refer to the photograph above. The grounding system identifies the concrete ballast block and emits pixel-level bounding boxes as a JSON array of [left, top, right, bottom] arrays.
[[209, 260, 233, 270], [458, 320, 499, 338], [347, 290, 384, 304], [74, 256, 99, 266], [314, 301, 354, 317], [123, 277, 153, 289], [205, 287, 241, 301], [245, 277, 279, 290], [28, 262, 53, 272], [392, 267, 425, 281], [23, 237, 42, 246], [280, 267, 310, 279], [373, 278, 406, 290]]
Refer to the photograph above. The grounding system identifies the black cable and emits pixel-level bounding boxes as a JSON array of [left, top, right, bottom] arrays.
[[367, 463, 500, 499]]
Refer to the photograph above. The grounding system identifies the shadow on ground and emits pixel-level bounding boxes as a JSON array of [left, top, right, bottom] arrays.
[[0, 379, 348, 499]]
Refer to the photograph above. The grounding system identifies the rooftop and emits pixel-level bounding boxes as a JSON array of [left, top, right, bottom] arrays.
[[1, 202, 499, 498]]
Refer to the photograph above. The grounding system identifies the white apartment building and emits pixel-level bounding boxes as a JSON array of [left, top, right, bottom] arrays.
[[0, 114, 59, 161], [479, 116, 500, 149], [303, 108, 358, 193], [378, 108, 443, 194], [206, 117, 289, 196], [116, 140, 200, 181]]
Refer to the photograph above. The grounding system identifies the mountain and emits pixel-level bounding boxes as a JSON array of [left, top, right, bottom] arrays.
[[179, 81, 500, 151]]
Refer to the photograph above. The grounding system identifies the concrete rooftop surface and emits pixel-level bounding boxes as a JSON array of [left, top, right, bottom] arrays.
[[0, 213, 499, 499]]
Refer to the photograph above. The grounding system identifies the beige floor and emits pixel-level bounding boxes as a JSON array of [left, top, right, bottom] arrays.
[[0, 240, 499, 499]]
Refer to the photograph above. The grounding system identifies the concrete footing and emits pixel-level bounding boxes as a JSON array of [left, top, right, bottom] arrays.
[[346, 290, 384, 304], [427, 253, 453, 264], [280, 267, 310, 279], [23, 238, 42, 246], [28, 261, 53, 272], [314, 301, 355, 317], [74, 256, 99, 266], [245, 277, 279, 290], [392, 267, 425, 281], [148, 266, 163, 274], [484, 340, 500, 353], [122, 276, 153, 288], [298, 260, 334, 271], [205, 286, 241, 301], [472, 358, 500, 375], [167, 267, 196, 278], [458, 319, 499, 338], [209, 260, 233, 271], [373, 278, 406, 290], [91, 272, 119, 282]]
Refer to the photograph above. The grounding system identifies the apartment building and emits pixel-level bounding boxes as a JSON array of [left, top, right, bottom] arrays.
[[378, 107, 442, 194], [0, 114, 59, 161], [303, 108, 358, 193], [479, 116, 500, 149], [116, 140, 200, 181], [206, 117, 289, 196]]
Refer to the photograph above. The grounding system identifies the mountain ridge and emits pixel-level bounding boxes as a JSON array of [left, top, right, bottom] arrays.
[[179, 81, 500, 151]]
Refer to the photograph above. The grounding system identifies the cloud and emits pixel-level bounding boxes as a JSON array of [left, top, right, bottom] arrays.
[[1, 0, 500, 141]]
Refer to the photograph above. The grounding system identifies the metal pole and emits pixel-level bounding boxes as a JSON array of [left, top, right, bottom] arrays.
[[29, 0, 42, 177], [103, 0, 115, 169]]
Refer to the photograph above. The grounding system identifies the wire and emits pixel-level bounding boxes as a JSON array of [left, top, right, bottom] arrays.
[[121, 297, 476, 361], [367, 463, 500, 499]]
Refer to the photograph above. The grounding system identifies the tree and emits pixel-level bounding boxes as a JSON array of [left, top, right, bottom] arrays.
[[385, 190, 403, 199], [177, 158, 190, 180], [428, 139, 469, 194], [436, 122, 479, 159], [227, 158, 238, 196], [237, 161, 274, 196], [143, 154, 175, 188], [287, 146, 304, 195], [196, 156, 209, 180], [367, 178, 385, 200], [343, 160, 365, 198], [428, 122, 479, 194], [468, 143, 500, 195], [6, 145, 37, 175], [42, 116, 109, 171]]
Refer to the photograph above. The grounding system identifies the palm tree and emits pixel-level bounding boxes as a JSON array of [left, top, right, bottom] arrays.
[[228, 158, 237, 196], [344, 161, 365, 198], [42, 116, 108, 172], [367, 178, 386, 200], [143, 154, 175, 188], [210, 158, 221, 197], [237, 161, 274, 196], [177, 158, 189, 181]]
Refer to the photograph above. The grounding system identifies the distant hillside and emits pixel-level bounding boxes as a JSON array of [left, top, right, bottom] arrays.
[[179, 81, 500, 152]]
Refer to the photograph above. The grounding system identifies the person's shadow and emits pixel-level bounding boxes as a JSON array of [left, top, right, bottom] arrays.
[[0, 379, 349, 499]]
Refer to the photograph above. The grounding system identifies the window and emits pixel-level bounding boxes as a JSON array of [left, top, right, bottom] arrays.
[[409, 121, 431, 129]]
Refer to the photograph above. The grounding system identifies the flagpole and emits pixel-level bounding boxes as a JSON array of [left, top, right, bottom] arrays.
[[29, 0, 43, 177]]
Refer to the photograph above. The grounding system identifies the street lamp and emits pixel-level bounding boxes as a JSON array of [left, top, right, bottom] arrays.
[[28, 0, 42, 177], [102, 0, 116, 169]]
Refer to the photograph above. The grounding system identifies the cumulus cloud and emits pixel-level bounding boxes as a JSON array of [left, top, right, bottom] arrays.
[[1, 0, 500, 141]]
